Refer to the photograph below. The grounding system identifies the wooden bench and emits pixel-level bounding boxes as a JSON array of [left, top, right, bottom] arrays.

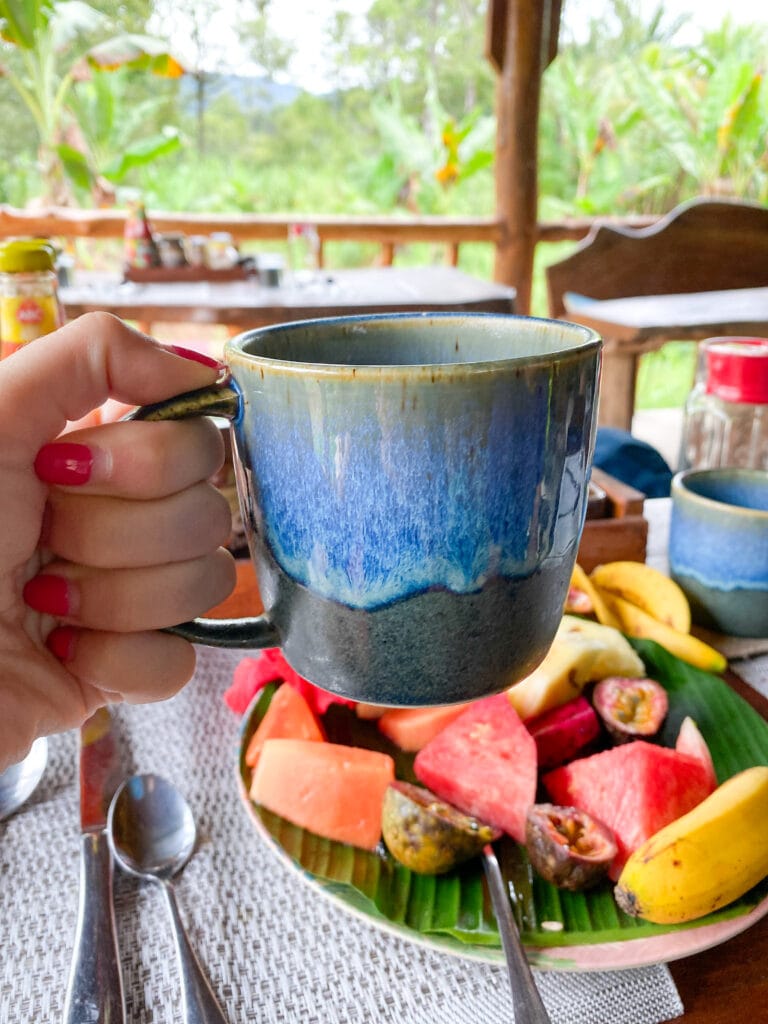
[[546, 198, 768, 429]]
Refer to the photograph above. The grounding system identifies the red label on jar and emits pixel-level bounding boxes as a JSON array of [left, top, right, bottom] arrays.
[[16, 298, 45, 324]]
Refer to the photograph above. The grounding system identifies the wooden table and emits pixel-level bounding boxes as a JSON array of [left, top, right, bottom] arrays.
[[669, 731, 768, 1022], [210, 496, 768, 1022], [60, 265, 517, 333], [562, 286, 768, 430], [641, 497, 768, 1022], [667, 667, 768, 1024]]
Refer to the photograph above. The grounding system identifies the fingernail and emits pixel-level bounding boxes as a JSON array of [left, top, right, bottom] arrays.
[[34, 442, 94, 485], [166, 344, 225, 369], [46, 626, 79, 663], [23, 574, 75, 616]]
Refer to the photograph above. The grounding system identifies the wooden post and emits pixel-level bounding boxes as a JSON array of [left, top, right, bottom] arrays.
[[488, 0, 560, 314]]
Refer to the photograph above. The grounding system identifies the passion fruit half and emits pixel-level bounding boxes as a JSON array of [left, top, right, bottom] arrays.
[[525, 803, 617, 891], [592, 676, 669, 743], [381, 781, 500, 874]]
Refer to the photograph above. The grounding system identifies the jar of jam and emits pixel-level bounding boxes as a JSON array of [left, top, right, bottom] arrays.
[[0, 239, 64, 359], [678, 337, 768, 471], [207, 231, 239, 270]]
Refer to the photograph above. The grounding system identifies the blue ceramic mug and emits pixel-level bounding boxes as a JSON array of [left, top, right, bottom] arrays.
[[669, 468, 768, 638], [134, 313, 601, 704]]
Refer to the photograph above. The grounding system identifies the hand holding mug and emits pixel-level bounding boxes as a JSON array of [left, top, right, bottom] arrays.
[[2, 313, 235, 770], [133, 313, 602, 705]]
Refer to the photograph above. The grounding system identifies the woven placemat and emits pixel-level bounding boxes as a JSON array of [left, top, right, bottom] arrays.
[[0, 648, 684, 1024]]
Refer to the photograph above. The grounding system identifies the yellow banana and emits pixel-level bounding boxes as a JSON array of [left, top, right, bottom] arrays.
[[595, 589, 726, 674], [567, 563, 621, 628], [590, 560, 691, 634], [507, 614, 645, 720], [615, 766, 768, 924]]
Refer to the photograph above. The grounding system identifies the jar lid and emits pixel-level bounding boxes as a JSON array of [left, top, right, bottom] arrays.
[[705, 337, 768, 404], [0, 239, 56, 273]]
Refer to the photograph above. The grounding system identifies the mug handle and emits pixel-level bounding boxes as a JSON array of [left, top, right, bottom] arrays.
[[129, 382, 281, 650]]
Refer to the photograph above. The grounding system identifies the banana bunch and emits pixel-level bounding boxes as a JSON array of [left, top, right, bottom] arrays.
[[567, 561, 726, 674], [615, 766, 768, 923]]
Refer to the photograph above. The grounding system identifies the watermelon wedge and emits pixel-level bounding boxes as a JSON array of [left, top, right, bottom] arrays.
[[414, 693, 537, 842], [543, 741, 716, 878], [676, 716, 718, 791]]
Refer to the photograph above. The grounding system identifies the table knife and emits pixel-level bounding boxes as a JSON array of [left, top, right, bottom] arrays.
[[63, 707, 126, 1024]]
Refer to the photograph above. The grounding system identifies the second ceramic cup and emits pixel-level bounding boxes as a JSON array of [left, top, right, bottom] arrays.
[[669, 467, 768, 638]]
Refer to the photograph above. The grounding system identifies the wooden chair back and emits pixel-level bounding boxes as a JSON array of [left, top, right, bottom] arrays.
[[546, 197, 768, 318]]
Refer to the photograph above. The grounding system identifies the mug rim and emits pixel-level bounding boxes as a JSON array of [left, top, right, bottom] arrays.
[[672, 467, 768, 519], [225, 311, 601, 377]]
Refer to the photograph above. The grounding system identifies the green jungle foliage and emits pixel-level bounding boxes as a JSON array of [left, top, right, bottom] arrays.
[[2, 0, 765, 218], [0, 0, 765, 401]]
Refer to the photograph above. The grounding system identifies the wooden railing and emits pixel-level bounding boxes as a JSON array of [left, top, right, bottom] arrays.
[[0, 205, 657, 276]]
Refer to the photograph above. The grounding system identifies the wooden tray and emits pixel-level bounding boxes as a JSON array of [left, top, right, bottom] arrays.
[[577, 467, 648, 570], [124, 265, 254, 284]]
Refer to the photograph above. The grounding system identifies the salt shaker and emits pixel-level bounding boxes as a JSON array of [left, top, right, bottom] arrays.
[[678, 337, 768, 471]]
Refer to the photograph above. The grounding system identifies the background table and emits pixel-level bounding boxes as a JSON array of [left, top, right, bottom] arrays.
[[643, 498, 768, 1021], [563, 286, 768, 430], [60, 266, 517, 333]]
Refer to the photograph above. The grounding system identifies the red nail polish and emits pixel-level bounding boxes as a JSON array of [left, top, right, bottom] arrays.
[[46, 626, 79, 663], [34, 442, 93, 485], [23, 574, 72, 616], [166, 344, 225, 369]]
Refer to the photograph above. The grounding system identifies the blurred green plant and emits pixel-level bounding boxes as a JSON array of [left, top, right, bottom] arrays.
[[625, 23, 768, 203], [360, 72, 494, 215], [60, 66, 180, 204], [636, 342, 698, 410], [0, 0, 183, 202]]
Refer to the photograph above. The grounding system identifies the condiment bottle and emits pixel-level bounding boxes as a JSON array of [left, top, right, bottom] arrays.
[[123, 200, 160, 271], [207, 231, 239, 270], [287, 223, 320, 281], [678, 337, 768, 471], [0, 239, 64, 360]]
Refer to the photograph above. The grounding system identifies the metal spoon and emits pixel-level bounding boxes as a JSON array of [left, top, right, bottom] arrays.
[[0, 737, 48, 821], [482, 845, 553, 1024], [107, 773, 229, 1024]]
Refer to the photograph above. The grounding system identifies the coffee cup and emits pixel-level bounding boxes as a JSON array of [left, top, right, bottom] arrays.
[[669, 468, 768, 638], [134, 313, 601, 705]]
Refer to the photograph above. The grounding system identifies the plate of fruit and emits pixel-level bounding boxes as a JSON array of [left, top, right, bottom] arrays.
[[231, 562, 768, 971]]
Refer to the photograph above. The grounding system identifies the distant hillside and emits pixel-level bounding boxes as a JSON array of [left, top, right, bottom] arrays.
[[179, 73, 302, 112]]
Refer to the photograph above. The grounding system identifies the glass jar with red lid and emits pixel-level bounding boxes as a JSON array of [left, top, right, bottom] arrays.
[[679, 337, 768, 471]]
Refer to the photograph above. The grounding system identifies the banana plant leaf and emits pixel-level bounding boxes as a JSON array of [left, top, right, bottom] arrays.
[[87, 34, 185, 77], [0, 0, 50, 48], [238, 641, 768, 967], [102, 127, 180, 182]]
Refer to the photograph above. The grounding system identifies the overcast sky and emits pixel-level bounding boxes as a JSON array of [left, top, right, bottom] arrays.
[[564, 0, 766, 41], [163, 1, 767, 91], [278, 0, 768, 90]]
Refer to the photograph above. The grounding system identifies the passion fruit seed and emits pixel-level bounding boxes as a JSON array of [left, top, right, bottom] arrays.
[[593, 676, 668, 743], [525, 803, 617, 892]]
